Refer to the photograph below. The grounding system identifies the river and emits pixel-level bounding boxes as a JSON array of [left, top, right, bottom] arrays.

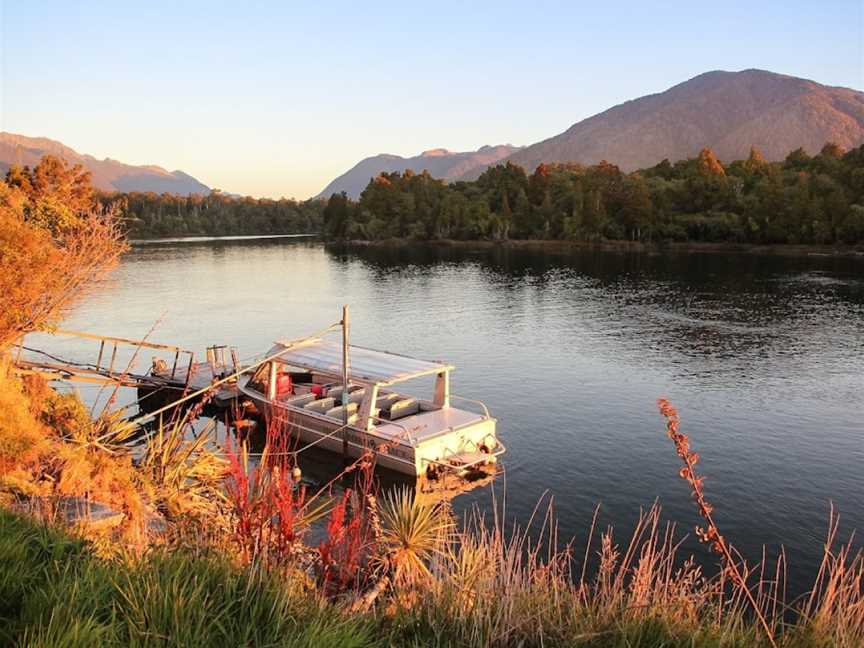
[[37, 238, 864, 594]]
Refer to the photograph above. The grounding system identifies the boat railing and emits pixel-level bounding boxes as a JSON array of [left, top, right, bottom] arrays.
[[449, 394, 491, 419], [369, 415, 418, 448]]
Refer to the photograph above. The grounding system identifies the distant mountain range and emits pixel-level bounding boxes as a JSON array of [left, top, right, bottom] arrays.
[[316, 145, 521, 199], [321, 69, 864, 192], [0, 132, 210, 195], [6, 69, 864, 201], [483, 69, 864, 179]]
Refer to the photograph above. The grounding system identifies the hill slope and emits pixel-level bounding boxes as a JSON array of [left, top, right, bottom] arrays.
[[463, 69, 864, 179], [0, 132, 210, 195], [317, 144, 520, 199]]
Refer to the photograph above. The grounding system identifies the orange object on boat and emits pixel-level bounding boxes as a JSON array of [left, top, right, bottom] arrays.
[[276, 372, 293, 395]]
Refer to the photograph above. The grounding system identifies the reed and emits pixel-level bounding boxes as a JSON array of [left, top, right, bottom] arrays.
[[222, 416, 328, 568], [658, 397, 778, 647]]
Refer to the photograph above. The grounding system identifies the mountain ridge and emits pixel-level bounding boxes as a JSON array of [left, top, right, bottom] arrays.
[[0, 132, 210, 195], [317, 69, 864, 193], [316, 144, 521, 199], [466, 69, 864, 179]]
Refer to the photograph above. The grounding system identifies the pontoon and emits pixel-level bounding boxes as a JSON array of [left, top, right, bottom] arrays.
[[236, 337, 504, 477]]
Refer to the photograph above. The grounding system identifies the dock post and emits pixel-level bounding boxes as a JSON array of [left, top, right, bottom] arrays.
[[342, 305, 350, 461], [96, 340, 105, 371]]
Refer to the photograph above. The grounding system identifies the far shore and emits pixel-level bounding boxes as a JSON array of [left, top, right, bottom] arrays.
[[128, 233, 316, 245], [331, 237, 864, 258]]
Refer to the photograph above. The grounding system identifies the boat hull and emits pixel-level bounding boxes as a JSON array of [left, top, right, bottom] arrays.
[[242, 390, 499, 476]]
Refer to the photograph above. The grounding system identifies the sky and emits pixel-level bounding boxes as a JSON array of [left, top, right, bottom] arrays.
[[1, 1, 862, 199]]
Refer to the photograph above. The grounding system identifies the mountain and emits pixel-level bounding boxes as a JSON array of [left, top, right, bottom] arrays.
[[317, 144, 521, 199], [0, 132, 210, 194], [460, 69, 864, 179]]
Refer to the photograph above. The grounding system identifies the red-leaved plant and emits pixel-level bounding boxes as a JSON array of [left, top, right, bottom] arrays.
[[223, 416, 307, 567]]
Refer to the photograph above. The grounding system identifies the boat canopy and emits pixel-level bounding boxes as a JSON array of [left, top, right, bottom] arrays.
[[266, 338, 454, 385]]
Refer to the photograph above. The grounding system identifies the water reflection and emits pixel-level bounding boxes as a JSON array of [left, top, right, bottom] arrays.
[[331, 243, 864, 389]]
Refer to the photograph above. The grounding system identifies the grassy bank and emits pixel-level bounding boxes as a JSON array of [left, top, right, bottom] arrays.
[[2, 489, 863, 647], [0, 510, 374, 647]]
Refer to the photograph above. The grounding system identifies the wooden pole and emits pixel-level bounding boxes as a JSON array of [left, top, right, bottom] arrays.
[[342, 305, 350, 460]]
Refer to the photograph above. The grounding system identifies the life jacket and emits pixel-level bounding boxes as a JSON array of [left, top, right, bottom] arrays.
[[275, 372, 293, 396]]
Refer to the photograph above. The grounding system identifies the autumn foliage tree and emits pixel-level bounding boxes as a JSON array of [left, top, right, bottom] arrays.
[[0, 155, 127, 349]]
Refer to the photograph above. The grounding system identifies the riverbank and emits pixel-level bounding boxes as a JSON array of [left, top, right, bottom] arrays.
[[2, 499, 861, 647], [332, 238, 864, 258], [0, 510, 861, 648]]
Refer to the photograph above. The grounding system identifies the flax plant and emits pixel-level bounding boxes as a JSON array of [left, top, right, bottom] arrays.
[[377, 486, 453, 587], [137, 413, 228, 520]]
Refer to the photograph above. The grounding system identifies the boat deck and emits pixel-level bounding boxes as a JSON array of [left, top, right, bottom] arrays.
[[373, 406, 486, 444], [159, 363, 242, 405]]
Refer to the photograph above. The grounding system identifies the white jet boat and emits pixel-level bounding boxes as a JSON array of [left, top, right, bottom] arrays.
[[237, 337, 504, 477]]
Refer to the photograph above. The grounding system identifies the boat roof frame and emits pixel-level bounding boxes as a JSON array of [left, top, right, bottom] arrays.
[[266, 337, 454, 387]]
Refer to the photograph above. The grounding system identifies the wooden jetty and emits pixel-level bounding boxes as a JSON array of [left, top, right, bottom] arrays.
[[13, 329, 244, 413]]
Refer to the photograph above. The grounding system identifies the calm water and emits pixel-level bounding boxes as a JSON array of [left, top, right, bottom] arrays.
[[37, 239, 864, 593]]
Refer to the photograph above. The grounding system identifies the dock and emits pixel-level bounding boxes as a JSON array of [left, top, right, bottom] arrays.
[[13, 330, 244, 413]]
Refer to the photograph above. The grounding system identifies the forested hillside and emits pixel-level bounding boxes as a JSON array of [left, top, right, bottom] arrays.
[[322, 143, 864, 245], [463, 69, 864, 179]]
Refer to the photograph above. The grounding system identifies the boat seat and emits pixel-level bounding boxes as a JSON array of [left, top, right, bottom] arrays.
[[304, 397, 335, 413], [388, 398, 419, 420], [325, 402, 358, 420], [326, 384, 363, 400], [345, 388, 367, 404], [376, 393, 400, 409], [285, 392, 316, 407]]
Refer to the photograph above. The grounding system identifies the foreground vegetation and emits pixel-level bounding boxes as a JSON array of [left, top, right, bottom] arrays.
[[323, 143, 864, 246], [2, 475, 863, 647], [2, 154, 863, 646]]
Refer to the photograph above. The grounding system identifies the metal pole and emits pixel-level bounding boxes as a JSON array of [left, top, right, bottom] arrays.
[[342, 304, 350, 460]]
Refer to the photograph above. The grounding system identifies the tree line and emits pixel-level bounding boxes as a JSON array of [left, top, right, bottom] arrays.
[[322, 143, 864, 245], [104, 191, 324, 238], [4, 155, 324, 239]]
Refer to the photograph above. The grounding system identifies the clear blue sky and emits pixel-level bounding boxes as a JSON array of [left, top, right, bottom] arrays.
[[1, 1, 862, 199]]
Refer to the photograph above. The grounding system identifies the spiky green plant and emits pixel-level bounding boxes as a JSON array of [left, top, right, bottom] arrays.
[[377, 487, 453, 586], [137, 413, 227, 520]]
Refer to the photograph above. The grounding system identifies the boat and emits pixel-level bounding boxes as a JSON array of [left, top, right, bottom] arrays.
[[235, 336, 505, 477]]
